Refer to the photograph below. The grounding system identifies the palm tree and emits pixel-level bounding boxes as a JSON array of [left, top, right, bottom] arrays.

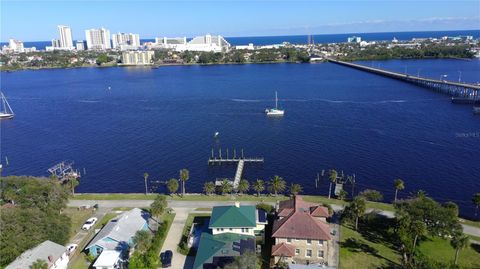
[[269, 175, 286, 196], [394, 178, 405, 203], [150, 195, 167, 220], [411, 220, 427, 253], [252, 179, 265, 197], [143, 172, 149, 195], [328, 169, 338, 199], [344, 196, 366, 231], [31, 259, 48, 269], [473, 193, 480, 218], [450, 233, 469, 265], [179, 169, 189, 197], [203, 181, 216, 196], [237, 179, 250, 195], [220, 179, 232, 195], [166, 178, 179, 195], [289, 183, 303, 196], [132, 230, 152, 253]]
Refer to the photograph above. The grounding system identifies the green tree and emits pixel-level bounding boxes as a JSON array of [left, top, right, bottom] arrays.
[[237, 179, 250, 195], [224, 250, 258, 269], [128, 252, 147, 269], [269, 175, 286, 196], [132, 230, 152, 253], [394, 178, 405, 203], [143, 173, 149, 195], [96, 54, 109, 65], [30, 259, 48, 269], [289, 183, 303, 196], [203, 181, 216, 196], [69, 178, 79, 195], [150, 196, 167, 220], [338, 189, 348, 201], [359, 189, 383, 202], [166, 178, 179, 195], [343, 196, 366, 231], [473, 193, 480, 218], [179, 169, 189, 197], [450, 233, 469, 265], [328, 169, 337, 199], [252, 179, 265, 196], [220, 179, 232, 195]]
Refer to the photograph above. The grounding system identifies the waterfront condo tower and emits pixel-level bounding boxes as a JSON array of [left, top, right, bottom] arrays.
[[85, 28, 111, 50], [57, 25, 74, 50]]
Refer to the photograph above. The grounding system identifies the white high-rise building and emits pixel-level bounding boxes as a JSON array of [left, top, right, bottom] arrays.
[[76, 40, 86, 51], [121, 51, 154, 65], [8, 39, 24, 52], [112, 33, 140, 50], [85, 28, 111, 50], [174, 34, 230, 52], [57, 25, 74, 50]]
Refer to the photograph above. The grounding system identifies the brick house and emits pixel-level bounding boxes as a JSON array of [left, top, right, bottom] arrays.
[[271, 196, 332, 266]]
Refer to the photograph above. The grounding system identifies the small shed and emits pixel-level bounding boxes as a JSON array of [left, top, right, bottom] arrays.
[[92, 250, 121, 269]]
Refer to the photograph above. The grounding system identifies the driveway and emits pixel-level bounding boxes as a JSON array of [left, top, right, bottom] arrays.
[[160, 208, 189, 269]]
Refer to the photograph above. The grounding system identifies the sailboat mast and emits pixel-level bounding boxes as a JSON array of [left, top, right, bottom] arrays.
[[275, 91, 278, 109]]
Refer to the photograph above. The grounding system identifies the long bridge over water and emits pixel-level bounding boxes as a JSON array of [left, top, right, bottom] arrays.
[[327, 58, 480, 101]]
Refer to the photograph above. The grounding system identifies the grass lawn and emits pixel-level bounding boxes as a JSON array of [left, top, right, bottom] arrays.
[[418, 237, 480, 268], [62, 207, 94, 239], [339, 223, 401, 269], [194, 207, 212, 211], [68, 253, 90, 269], [158, 212, 176, 251]]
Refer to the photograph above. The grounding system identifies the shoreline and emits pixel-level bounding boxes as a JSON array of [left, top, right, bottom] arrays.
[[2, 56, 476, 73]]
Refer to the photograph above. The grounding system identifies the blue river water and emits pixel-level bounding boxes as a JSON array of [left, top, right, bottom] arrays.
[[4, 30, 479, 50], [1, 59, 479, 217]]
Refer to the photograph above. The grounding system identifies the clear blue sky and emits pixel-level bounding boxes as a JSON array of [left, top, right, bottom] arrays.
[[1, 0, 479, 42]]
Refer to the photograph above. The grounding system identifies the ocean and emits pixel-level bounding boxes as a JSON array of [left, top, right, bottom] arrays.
[[1, 58, 479, 217], [3, 30, 479, 50]]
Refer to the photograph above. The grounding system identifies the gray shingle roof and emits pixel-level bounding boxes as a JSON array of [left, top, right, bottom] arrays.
[[6, 240, 66, 269], [85, 208, 149, 250]]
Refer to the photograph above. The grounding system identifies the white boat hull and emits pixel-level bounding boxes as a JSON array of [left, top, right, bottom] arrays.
[[266, 109, 284, 116], [0, 113, 14, 119]]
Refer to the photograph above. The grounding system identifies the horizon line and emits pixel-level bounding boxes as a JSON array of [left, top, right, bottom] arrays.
[[2, 28, 479, 43]]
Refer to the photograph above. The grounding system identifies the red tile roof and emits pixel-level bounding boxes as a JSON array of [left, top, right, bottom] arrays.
[[310, 205, 330, 218], [272, 210, 331, 240], [271, 243, 296, 257], [278, 195, 330, 218]]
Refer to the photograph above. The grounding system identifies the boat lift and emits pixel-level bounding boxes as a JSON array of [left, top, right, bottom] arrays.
[[47, 161, 80, 181]]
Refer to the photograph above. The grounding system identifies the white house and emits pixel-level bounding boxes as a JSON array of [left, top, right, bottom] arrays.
[[6, 240, 69, 269]]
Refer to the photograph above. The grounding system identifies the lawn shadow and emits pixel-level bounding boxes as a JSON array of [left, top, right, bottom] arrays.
[[471, 242, 480, 254]]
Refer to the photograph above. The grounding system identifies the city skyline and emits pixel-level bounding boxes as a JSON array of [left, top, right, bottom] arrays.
[[1, 0, 479, 42]]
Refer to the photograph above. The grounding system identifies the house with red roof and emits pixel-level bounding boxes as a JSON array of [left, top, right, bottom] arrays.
[[271, 196, 332, 266]]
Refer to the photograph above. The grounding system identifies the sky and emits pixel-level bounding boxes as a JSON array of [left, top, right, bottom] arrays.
[[1, 0, 479, 42]]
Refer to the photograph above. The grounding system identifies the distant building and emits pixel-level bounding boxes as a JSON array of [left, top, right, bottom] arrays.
[[235, 43, 255, 50], [6, 240, 69, 269], [347, 36, 362, 43], [8, 39, 24, 52], [85, 28, 111, 50], [154, 37, 187, 49], [112, 33, 140, 50], [175, 34, 231, 52], [76, 40, 86, 51], [57, 25, 74, 50], [121, 51, 155, 65], [85, 208, 149, 257]]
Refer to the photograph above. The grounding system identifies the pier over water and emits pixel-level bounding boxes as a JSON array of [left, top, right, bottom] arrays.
[[327, 58, 480, 100]]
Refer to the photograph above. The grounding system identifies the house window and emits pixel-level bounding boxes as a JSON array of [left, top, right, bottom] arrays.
[[245, 228, 249, 233], [217, 228, 220, 232], [286, 238, 292, 243], [295, 249, 300, 256], [229, 228, 233, 231], [220, 228, 224, 231], [306, 249, 312, 258], [318, 240, 323, 246], [306, 239, 312, 245], [318, 250, 324, 258]]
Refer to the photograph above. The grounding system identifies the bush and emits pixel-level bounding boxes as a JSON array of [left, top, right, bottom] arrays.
[[359, 189, 384, 202], [256, 203, 274, 214]]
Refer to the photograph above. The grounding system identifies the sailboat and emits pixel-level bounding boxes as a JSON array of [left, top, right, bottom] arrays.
[[0, 92, 14, 119], [265, 91, 284, 116]]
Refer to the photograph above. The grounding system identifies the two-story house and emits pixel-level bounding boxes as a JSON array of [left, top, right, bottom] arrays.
[[193, 202, 267, 269], [271, 196, 332, 266]]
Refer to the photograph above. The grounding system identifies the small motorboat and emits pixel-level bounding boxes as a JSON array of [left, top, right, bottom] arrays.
[[214, 132, 220, 138]]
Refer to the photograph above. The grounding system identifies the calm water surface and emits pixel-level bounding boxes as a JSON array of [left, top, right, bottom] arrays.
[[1, 59, 479, 216]]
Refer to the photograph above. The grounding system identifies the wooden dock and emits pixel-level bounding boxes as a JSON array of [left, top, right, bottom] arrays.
[[209, 148, 264, 191]]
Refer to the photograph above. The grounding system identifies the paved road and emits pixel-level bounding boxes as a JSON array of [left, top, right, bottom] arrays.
[[68, 199, 480, 241]]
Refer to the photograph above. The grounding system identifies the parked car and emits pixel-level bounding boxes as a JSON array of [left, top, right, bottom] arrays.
[[82, 217, 98, 230], [66, 243, 78, 255], [160, 250, 173, 268]]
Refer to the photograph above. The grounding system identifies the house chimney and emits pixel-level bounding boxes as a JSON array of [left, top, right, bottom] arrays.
[[234, 202, 240, 208], [48, 255, 54, 262]]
